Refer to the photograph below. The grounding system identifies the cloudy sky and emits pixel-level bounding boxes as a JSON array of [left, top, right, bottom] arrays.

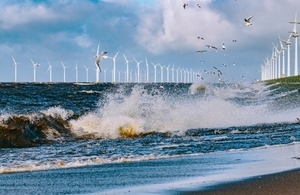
[[0, 0, 299, 83]]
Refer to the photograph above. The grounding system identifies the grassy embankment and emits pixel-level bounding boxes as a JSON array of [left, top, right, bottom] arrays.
[[264, 76, 300, 108]]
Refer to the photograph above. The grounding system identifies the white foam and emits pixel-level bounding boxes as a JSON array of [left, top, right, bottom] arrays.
[[69, 83, 300, 139]]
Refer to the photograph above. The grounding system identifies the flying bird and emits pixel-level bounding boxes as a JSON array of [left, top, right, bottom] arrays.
[[244, 15, 254, 26], [183, 3, 188, 9], [95, 51, 108, 72], [197, 4, 201, 8], [197, 36, 204, 40], [232, 39, 237, 42], [222, 43, 226, 50], [206, 45, 218, 49], [196, 50, 207, 53]]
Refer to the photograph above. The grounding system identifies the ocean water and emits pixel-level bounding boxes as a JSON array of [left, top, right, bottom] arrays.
[[0, 81, 300, 194]]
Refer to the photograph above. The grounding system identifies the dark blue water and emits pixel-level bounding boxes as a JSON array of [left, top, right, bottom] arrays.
[[0, 81, 300, 175]]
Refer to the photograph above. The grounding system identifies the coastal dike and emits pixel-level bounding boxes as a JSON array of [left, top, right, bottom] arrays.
[[264, 75, 300, 109]]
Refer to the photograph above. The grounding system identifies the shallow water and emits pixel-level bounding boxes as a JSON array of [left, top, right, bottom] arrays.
[[0, 81, 300, 194]]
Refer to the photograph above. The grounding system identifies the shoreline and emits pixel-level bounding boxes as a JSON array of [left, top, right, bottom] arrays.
[[179, 168, 300, 195]]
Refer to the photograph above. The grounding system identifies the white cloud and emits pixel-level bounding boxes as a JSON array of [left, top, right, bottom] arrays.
[[0, 4, 59, 29], [135, 0, 235, 55], [74, 34, 92, 48]]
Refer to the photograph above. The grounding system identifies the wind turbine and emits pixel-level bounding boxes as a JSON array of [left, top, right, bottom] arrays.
[[61, 61, 68, 82], [123, 54, 131, 83], [272, 43, 281, 78], [103, 68, 107, 82], [11, 56, 19, 82], [145, 57, 149, 83], [151, 62, 159, 83], [158, 64, 165, 82], [278, 35, 287, 77], [47, 61, 52, 82], [108, 51, 119, 83], [30, 59, 40, 82], [133, 57, 143, 83], [289, 13, 300, 76], [84, 66, 90, 82], [166, 64, 171, 82]]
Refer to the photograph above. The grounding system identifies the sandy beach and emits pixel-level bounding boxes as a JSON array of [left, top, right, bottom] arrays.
[[180, 168, 300, 195]]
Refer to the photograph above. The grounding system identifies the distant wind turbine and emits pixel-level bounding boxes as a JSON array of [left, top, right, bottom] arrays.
[[47, 60, 52, 82], [84, 66, 90, 82], [278, 35, 287, 77], [289, 13, 300, 76], [11, 56, 19, 82], [133, 57, 143, 83], [61, 61, 68, 82], [281, 35, 292, 77], [145, 57, 149, 83], [30, 59, 40, 82], [107, 51, 119, 83], [151, 62, 159, 83], [123, 54, 131, 83], [158, 64, 165, 82]]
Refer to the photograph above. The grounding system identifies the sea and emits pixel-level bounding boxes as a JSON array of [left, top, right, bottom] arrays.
[[0, 81, 300, 195]]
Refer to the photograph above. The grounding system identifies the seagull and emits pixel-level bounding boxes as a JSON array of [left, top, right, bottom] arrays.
[[183, 3, 188, 9], [197, 36, 204, 40], [95, 51, 108, 72], [197, 4, 201, 8], [196, 50, 207, 53], [244, 15, 254, 26], [206, 45, 218, 49], [222, 43, 226, 50], [232, 39, 237, 42]]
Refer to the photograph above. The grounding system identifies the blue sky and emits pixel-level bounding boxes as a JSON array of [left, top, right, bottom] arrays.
[[0, 0, 299, 83]]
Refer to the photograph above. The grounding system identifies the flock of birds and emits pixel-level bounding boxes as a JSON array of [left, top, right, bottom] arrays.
[[180, 2, 254, 82], [93, 2, 255, 83]]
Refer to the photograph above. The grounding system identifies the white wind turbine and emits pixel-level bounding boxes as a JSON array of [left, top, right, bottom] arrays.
[[151, 62, 159, 83], [84, 66, 90, 82], [133, 57, 143, 83], [103, 68, 107, 82], [166, 64, 170, 82], [289, 13, 300, 76], [272, 43, 281, 78], [278, 35, 287, 77], [61, 61, 68, 82], [158, 64, 165, 83], [123, 54, 131, 83], [47, 61, 52, 82], [30, 59, 40, 82], [11, 56, 19, 82], [145, 57, 149, 83], [108, 51, 119, 83]]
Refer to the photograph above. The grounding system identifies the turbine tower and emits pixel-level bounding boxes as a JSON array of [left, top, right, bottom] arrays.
[[145, 57, 149, 83], [158, 64, 164, 82], [123, 54, 131, 83], [84, 66, 90, 82], [108, 51, 119, 83], [151, 62, 159, 83], [47, 60, 52, 82], [289, 13, 300, 76], [11, 56, 19, 82], [61, 61, 68, 82], [278, 35, 287, 77], [30, 59, 40, 83], [133, 57, 143, 83]]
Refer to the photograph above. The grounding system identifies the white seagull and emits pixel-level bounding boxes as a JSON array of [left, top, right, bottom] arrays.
[[244, 15, 254, 26]]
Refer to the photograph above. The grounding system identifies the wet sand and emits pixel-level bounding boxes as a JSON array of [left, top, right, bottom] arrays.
[[179, 168, 300, 195]]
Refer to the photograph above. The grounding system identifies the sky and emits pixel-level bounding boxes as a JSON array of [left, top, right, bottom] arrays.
[[0, 0, 299, 83]]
